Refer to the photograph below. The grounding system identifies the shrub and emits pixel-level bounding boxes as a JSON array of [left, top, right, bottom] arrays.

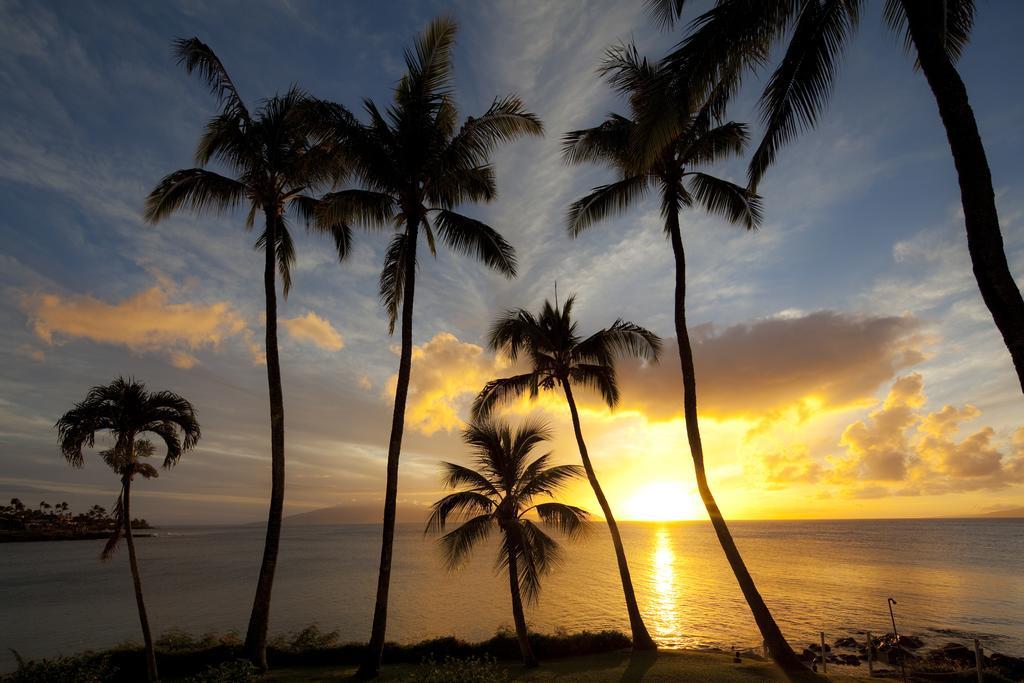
[[407, 655, 508, 683], [183, 659, 259, 683], [2, 652, 116, 683]]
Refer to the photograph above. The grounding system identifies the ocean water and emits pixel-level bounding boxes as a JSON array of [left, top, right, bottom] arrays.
[[1, 519, 1021, 671]]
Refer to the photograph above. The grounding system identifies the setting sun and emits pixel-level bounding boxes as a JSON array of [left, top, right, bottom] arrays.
[[620, 482, 704, 521]]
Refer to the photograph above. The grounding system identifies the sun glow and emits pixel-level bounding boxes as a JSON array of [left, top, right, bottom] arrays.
[[620, 481, 703, 521]]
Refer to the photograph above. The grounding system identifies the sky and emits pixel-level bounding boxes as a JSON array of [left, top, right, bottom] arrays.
[[1, 0, 1022, 524]]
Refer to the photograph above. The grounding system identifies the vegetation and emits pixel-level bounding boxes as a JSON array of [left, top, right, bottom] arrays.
[[426, 419, 591, 667], [0, 498, 150, 541], [55, 377, 201, 682], [645, 0, 1024, 394], [473, 296, 661, 651], [304, 15, 542, 677], [144, 37, 348, 670]]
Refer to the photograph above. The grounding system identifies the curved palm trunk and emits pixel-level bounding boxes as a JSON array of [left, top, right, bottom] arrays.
[[561, 381, 657, 651], [122, 475, 158, 682], [506, 547, 539, 667], [902, 0, 1024, 394], [358, 222, 419, 679], [245, 212, 287, 669], [667, 210, 803, 671]]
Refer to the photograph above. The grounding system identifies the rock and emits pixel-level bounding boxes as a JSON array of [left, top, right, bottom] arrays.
[[838, 654, 861, 666], [800, 648, 818, 663], [808, 642, 832, 653], [834, 637, 858, 648], [900, 635, 924, 649], [990, 652, 1024, 680], [930, 642, 975, 667]]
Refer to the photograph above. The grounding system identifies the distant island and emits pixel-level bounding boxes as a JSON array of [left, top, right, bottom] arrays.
[[977, 506, 1024, 518], [279, 502, 428, 525], [0, 497, 152, 543]]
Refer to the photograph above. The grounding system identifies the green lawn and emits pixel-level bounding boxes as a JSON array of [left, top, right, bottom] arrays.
[[264, 649, 874, 682]]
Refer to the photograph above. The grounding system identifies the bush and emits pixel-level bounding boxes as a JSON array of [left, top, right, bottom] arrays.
[[183, 659, 260, 683], [2, 652, 116, 683], [407, 655, 508, 683]]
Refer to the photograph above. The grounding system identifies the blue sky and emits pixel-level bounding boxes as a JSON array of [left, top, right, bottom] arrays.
[[1, 0, 1022, 523]]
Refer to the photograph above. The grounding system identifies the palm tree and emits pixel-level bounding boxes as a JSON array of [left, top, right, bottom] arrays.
[[472, 295, 661, 651], [309, 17, 543, 677], [144, 37, 348, 668], [646, 0, 1024, 394], [562, 47, 805, 670], [426, 418, 590, 667], [55, 377, 200, 682]]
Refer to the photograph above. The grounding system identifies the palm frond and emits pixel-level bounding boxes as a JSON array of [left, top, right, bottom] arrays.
[[437, 513, 493, 571], [567, 175, 650, 237], [291, 195, 353, 263], [687, 172, 763, 229], [399, 16, 458, 103], [679, 121, 750, 166], [885, 0, 975, 66], [562, 114, 633, 166], [432, 210, 517, 278], [315, 189, 396, 231], [645, 0, 691, 29], [518, 463, 585, 500], [379, 231, 412, 334], [440, 462, 499, 496], [568, 364, 619, 408], [534, 502, 591, 540], [173, 37, 250, 121], [748, 0, 860, 189], [447, 96, 544, 168], [576, 321, 662, 365], [425, 490, 496, 534], [471, 373, 538, 420], [144, 169, 245, 224]]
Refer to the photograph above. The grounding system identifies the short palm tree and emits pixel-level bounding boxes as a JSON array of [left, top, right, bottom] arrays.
[[647, 0, 1024, 394], [309, 17, 543, 677], [56, 377, 200, 683], [144, 38, 348, 668], [426, 418, 589, 667], [472, 295, 661, 651], [563, 48, 804, 670]]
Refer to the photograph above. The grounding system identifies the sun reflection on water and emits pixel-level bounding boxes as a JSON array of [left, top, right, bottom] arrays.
[[650, 526, 680, 640]]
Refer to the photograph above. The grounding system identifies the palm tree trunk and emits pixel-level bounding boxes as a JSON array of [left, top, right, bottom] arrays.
[[561, 380, 657, 651], [358, 222, 419, 679], [506, 547, 539, 667], [667, 210, 803, 671], [122, 476, 158, 682], [245, 212, 286, 669], [902, 0, 1024, 394]]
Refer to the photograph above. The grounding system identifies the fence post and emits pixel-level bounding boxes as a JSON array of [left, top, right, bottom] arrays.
[[821, 631, 827, 673], [867, 631, 874, 676], [974, 638, 983, 683]]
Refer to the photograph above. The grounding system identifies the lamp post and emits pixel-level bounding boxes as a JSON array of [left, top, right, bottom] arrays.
[[888, 598, 907, 683]]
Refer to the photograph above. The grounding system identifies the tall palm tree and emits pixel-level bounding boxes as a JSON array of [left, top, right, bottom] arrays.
[[144, 38, 348, 668], [55, 377, 200, 682], [309, 17, 543, 677], [562, 47, 805, 670], [472, 295, 661, 651], [426, 418, 589, 667], [646, 0, 1024, 394]]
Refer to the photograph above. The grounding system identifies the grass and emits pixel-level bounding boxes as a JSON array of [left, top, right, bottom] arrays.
[[263, 649, 875, 682]]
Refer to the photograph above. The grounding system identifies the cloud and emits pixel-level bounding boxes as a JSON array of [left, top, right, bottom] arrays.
[[391, 332, 506, 436], [613, 311, 927, 421], [830, 374, 1024, 495], [21, 279, 261, 367], [749, 446, 824, 489], [282, 311, 344, 351]]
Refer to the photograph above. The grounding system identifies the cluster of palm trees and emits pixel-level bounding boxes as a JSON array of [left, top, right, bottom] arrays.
[[0, 498, 146, 533], [52, 1, 1020, 680]]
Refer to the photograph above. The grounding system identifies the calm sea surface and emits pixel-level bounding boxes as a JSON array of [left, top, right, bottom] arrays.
[[1, 519, 1021, 671]]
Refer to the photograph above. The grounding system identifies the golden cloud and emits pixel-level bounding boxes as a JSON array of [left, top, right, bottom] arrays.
[[390, 332, 506, 436], [830, 374, 1024, 495], [22, 281, 261, 367], [282, 311, 344, 351], [613, 311, 926, 421]]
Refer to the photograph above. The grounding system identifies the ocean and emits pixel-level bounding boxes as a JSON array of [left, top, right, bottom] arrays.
[[1, 519, 1021, 671]]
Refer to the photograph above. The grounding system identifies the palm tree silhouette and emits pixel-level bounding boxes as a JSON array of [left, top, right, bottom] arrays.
[[472, 295, 661, 651], [55, 377, 200, 682], [144, 38, 348, 668], [563, 47, 803, 670], [647, 0, 1024, 394], [426, 418, 589, 667], [308, 16, 543, 677]]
